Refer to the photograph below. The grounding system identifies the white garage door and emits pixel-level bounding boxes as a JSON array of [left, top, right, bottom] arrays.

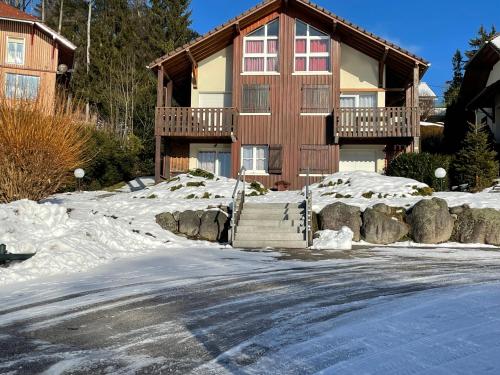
[[339, 149, 377, 172]]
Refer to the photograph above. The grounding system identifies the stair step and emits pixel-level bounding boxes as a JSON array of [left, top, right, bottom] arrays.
[[236, 225, 304, 233], [244, 203, 303, 209], [235, 232, 305, 241], [233, 239, 307, 249], [242, 208, 305, 215], [240, 213, 303, 220], [237, 219, 300, 227]]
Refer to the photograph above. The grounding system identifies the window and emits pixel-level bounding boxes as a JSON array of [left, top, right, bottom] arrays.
[[243, 19, 279, 73], [294, 20, 330, 73], [242, 84, 270, 113], [300, 145, 330, 174], [198, 150, 231, 177], [340, 93, 377, 108], [5, 73, 40, 99], [301, 85, 331, 113], [6, 37, 25, 65], [242, 145, 268, 174]]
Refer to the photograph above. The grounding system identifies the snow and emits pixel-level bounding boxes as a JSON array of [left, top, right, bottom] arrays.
[[1, 171, 500, 286], [492, 35, 500, 49], [312, 228, 353, 250]]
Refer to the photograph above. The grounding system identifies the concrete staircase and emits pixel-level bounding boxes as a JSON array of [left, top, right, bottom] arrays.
[[233, 202, 307, 249]]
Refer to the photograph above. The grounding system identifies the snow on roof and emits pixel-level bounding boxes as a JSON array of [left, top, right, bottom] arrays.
[[419, 82, 437, 98], [492, 35, 500, 49]]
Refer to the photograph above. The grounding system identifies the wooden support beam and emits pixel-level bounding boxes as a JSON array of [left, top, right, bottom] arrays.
[[157, 65, 165, 108], [234, 22, 241, 35], [155, 136, 162, 184], [186, 49, 198, 89], [332, 20, 338, 35], [332, 34, 341, 110], [378, 47, 389, 88], [165, 80, 173, 107], [479, 107, 495, 121]]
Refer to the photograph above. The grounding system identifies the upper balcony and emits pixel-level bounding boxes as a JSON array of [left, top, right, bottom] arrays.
[[155, 107, 238, 138], [333, 107, 420, 139]]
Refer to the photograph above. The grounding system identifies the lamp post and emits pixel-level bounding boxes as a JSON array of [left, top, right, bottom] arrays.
[[434, 168, 447, 192], [74, 168, 85, 192]]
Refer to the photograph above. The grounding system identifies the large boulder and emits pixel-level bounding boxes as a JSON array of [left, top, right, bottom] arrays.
[[408, 198, 454, 244], [155, 212, 179, 234], [199, 210, 230, 242], [178, 210, 202, 237], [319, 202, 362, 241], [362, 204, 409, 244], [452, 207, 500, 245]]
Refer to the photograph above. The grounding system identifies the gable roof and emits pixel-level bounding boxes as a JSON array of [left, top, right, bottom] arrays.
[[0, 3, 76, 51], [0, 2, 37, 21], [460, 35, 500, 106], [149, 0, 429, 82]]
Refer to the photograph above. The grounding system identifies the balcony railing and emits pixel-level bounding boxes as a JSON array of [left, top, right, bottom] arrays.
[[333, 107, 419, 138], [155, 107, 238, 137]]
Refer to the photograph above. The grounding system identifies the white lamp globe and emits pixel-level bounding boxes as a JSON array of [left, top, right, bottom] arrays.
[[434, 168, 446, 179], [74, 168, 85, 179]]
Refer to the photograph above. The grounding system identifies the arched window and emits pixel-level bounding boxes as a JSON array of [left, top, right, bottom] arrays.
[[243, 19, 279, 73], [294, 20, 330, 73]]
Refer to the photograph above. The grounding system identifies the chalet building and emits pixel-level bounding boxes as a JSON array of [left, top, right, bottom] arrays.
[[460, 34, 500, 144], [149, 0, 429, 189], [0, 3, 76, 104]]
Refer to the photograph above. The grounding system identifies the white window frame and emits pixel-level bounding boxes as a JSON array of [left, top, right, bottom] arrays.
[[242, 20, 279, 74], [5, 73, 40, 100], [197, 149, 231, 177], [241, 145, 269, 175], [294, 20, 330, 73], [6, 37, 25, 65], [340, 93, 378, 108]]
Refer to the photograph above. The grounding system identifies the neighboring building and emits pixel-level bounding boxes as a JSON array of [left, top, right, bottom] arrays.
[[460, 34, 500, 143], [149, 0, 429, 188], [419, 82, 444, 126], [0, 3, 76, 104]]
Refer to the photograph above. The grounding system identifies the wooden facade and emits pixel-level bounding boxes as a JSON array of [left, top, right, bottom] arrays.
[[0, 4, 76, 105], [151, 0, 428, 188]]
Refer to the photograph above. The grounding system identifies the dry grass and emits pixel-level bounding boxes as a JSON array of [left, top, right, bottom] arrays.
[[0, 97, 90, 203]]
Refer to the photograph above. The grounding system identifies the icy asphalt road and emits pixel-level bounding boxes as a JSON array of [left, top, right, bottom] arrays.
[[1, 246, 500, 374]]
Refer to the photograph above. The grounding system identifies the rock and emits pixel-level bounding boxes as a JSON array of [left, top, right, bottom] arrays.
[[449, 204, 470, 216], [319, 202, 362, 241], [199, 210, 230, 242], [452, 207, 500, 245], [362, 204, 409, 244], [178, 210, 202, 237], [408, 198, 454, 244], [155, 212, 179, 234]]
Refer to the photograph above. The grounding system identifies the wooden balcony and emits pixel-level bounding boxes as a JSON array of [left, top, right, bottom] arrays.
[[155, 107, 238, 138], [333, 107, 420, 138]]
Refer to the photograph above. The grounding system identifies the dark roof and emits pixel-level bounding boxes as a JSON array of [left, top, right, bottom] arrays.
[[149, 0, 429, 69], [460, 36, 500, 105], [467, 79, 500, 110], [0, 3, 38, 21]]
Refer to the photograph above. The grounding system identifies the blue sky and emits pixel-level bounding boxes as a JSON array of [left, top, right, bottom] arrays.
[[191, 0, 499, 102]]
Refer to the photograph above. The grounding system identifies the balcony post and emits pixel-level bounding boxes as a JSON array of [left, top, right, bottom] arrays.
[[155, 135, 162, 184], [413, 64, 420, 152]]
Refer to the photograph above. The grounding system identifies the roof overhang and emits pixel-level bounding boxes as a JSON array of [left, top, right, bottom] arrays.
[[148, 0, 429, 87], [467, 79, 500, 110], [0, 17, 77, 51]]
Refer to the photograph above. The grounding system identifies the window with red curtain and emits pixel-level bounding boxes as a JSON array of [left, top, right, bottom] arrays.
[[243, 19, 279, 73], [294, 20, 330, 73]]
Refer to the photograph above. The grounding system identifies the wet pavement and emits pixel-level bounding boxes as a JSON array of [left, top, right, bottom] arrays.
[[1, 247, 500, 374]]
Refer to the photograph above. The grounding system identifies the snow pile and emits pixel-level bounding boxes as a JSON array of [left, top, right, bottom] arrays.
[[311, 227, 353, 250], [311, 171, 429, 199]]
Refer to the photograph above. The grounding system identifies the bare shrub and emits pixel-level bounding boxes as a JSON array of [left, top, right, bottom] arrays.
[[0, 98, 89, 203]]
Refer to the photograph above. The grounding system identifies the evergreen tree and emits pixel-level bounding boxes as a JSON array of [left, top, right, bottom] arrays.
[[443, 50, 464, 107], [451, 123, 499, 192], [465, 25, 497, 60]]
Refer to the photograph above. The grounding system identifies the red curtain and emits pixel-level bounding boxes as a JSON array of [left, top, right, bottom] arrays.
[[267, 57, 278, 72], [310, 57, 328, 71], [246, 40, 264, 53], [295, 57, 306, 71], [267, 40, 278, 54], [295, 39, 306, 53], [310, 40, 329, 53], [245, 57, 265, 72]]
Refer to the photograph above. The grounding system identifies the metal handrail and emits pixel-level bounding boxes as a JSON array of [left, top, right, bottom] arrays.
[[230, 166, 246, 244], [304, 168, 313, 247]]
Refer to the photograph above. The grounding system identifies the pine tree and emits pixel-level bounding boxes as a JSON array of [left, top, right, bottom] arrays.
[[451, 123, 499, 191], [465, 25, 497, 60], [443, 50, 464, 107]]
